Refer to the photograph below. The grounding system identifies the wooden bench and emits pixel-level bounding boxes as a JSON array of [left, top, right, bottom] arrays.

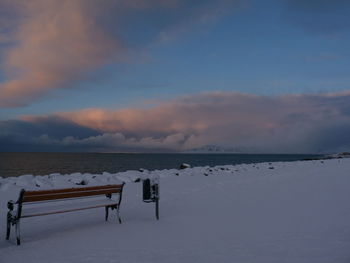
[[6, 184, 124, 245]]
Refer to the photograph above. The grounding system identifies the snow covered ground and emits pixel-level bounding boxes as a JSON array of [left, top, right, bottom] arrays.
[[1, 158, 350, 263]]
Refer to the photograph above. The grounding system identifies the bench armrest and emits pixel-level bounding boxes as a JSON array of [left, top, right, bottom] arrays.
[[7, 200, 15, 211]]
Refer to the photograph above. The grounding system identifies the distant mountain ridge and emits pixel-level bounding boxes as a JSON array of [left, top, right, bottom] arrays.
[[183, 144, 253, 153]]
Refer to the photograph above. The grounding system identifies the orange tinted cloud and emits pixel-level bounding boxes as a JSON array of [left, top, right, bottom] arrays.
[[0, 0, 124, 107]]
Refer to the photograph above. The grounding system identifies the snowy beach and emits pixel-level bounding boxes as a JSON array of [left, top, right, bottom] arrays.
[[1, 158, 350, 263]]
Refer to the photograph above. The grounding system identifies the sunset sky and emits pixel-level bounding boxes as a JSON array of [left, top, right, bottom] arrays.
[[0, 0, 350, 153]]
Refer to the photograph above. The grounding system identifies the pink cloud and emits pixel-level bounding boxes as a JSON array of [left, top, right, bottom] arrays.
[[0, 0, 125, 107], [0, 0, 239, 107]]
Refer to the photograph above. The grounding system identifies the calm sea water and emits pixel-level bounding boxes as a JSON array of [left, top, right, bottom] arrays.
[[0, 152, 322, 178]]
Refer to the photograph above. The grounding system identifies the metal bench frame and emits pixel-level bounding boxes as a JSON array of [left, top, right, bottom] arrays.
[[6, 184, 124, 245]]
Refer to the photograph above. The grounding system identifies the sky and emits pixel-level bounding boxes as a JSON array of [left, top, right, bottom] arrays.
[[0, 0, 350, 153]]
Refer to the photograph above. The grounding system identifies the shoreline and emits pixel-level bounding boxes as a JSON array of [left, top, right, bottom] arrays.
[[0, 152, 323, 178], [0, 157, 343, 192]]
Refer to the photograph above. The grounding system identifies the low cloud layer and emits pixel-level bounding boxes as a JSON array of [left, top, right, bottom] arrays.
[[0, 0, 239, 107], [2, 91, 350, 153]]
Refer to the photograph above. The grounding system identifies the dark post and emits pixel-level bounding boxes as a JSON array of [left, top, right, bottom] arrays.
[[155, 198, 159, 220], [143, 179, 152, 201], [142, 178, 160, 220]]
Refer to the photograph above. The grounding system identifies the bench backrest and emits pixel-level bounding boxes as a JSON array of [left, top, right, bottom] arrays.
[[20, 184, 124, 203]]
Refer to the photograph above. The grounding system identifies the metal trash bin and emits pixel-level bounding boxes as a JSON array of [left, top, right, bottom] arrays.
[[142, 177, 159, 220]]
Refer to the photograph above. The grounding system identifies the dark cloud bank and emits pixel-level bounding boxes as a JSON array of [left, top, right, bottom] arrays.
[[1, 92, 350, 153]]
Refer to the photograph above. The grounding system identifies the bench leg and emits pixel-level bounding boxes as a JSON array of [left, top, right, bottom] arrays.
[[116, 206, 122, 224], [105, 206, 109, 221], [15, 220, 21, 245], [155, 198, 159, 220], [6, 213, 11, 240]]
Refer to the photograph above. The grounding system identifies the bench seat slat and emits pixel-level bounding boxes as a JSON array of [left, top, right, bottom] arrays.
[[20, 198, 119, 218], [23, 189, 121, 202], [24, 185, 123, 196]]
